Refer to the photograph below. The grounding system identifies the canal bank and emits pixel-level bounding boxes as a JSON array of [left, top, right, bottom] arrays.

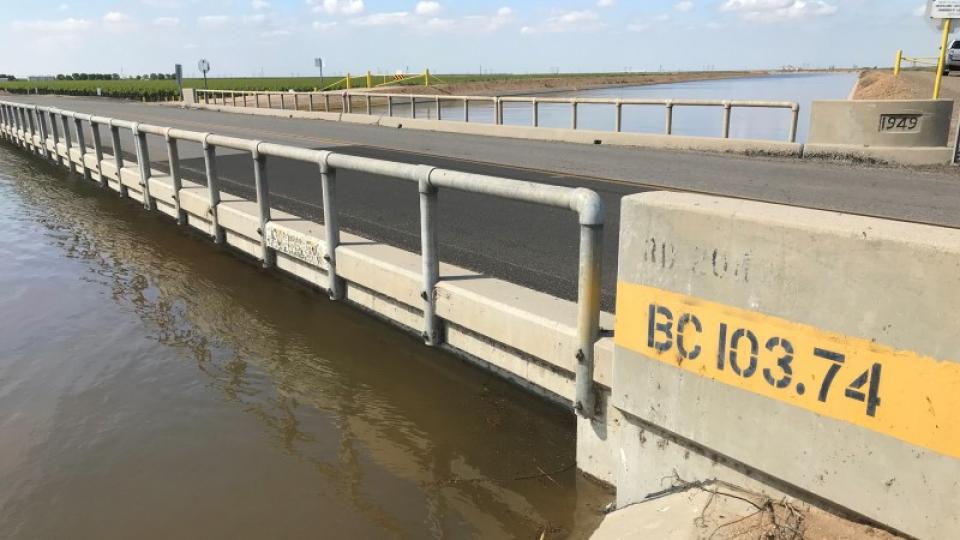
[[0, 146, 612, 538]]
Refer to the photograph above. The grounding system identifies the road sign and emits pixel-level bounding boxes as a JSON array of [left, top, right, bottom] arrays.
[[314, 57, 323, 69], [930, 0, 960, 19], [197, 58, 210, 90]]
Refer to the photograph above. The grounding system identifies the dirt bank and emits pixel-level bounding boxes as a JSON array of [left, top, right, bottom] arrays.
[[852, 70, 960, 140], [375, 71, 766, 97]]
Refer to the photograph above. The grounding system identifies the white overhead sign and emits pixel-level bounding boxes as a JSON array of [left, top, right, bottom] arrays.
[[931, 0, 960, 19]]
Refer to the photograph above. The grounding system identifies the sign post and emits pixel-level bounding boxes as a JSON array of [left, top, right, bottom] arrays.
[[197, 58, 211, 90], [930, 0, 959, 98], [174, 63, 183, 100], [315, 57, 324, 91]]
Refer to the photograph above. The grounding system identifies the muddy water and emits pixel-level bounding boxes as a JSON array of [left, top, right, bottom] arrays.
[[0, 145, 611, 539]]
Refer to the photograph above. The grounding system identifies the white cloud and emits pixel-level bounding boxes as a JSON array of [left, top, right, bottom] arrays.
[[524, 9, 602, 33], [312, 21, 338, 30], [252, 0, 271, 10], [350, 11, 411, 26], [597, 0, 616, 7], [627, 13, 670, 32], [720, 0, 837, 22], [675, 1, 694, 12], [198, 15, 231, 28], [153, 16, 180, 27], [103, 11, 131, 24], [11, 17, 92, 33], [310, 0, 365, 15], [348, 5, 511, 33], [415, 1, 442, 16]]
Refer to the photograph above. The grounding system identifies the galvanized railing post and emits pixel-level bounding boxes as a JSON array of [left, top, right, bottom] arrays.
[[324, 93, 330, 112], [232, 91, 237, 107], [574, 189, 604, 418], [417, 165, 441, 346], [319, 151, 344, 300], [436, 96, 442, 121], [495, 97, 503, 125], [532, 98, 539, 127], [202, 134, 225, 244], [388, 96, 394, 117], [74, 116, 92, 181], [722, 101, 732, 138], [365, 95, 371, 115], [251, 142, 275, 268], [615, 100, 623, 133], [294, 93, 300, 111], [60, 113, 76, 174], [132, 123, 154, 210], [26, 107, 37, 153], [0, 105, 8, 141], [788, 104, 799, 143], [665, 102, 674, 135], [164, 129, 186, 224], [109, 121, 128, 197], [463, 98, 469, 123], [309, 93, 315, 111], [340, 92, 347, 114], [34, 107, 49, 159], [255, 92, 261, 108], [411, 96, 416, 119], [90, 119, 106, 187], [571, 100, 578, 130]]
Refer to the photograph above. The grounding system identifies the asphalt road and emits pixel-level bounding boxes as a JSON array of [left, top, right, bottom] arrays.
[[5, 94, 960, 311]]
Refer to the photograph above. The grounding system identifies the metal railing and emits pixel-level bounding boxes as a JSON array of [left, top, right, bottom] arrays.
[[0, 99, 605, 418], [194, 88, 801, 143]]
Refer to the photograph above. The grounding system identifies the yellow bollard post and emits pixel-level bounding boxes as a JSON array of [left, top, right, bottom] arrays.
[[934, 19, 952, 99], [346, 73, 351, 90], [424, 69, 430, 88], [894, 49, 902, 76], [366, 71, 372, 88]]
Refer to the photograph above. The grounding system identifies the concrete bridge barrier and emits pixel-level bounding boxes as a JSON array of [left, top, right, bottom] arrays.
[[806, 99, 954, 165], [612, 191, 960, 539]]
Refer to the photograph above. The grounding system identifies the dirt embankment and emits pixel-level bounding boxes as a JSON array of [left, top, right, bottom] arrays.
[[375, 71, 766, 97]]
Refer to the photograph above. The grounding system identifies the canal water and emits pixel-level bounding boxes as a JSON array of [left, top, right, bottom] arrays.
[[392, 72, 857, 143], [0, 146, 611, 539]]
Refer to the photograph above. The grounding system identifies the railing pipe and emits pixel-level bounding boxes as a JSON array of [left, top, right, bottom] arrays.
[[319, 151, 344, 300], [164, 128, 186, 224], [201, 134, 225, 244], [665, 101, 674, 135], [251, 143, 275, 268], [109, 120, 128, 197], [417, 165, 440, 346], [74, 116, 92, 181], [90, 119, 106, 187], [132, 123, 154, 210], [722, 101, 732, 139], [788, 104, 800, 143], [60, 112, 76, 174]]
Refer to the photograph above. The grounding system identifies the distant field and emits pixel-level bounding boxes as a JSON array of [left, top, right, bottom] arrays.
[[0, 72, 741, 100]]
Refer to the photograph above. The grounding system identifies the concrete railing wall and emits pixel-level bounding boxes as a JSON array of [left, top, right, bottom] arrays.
[[806, 99, 955, 165], [611, 191, 960, 539]]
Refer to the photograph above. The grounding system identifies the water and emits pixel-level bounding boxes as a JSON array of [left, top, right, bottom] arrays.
[[0, 145, 611, 539], [389, 72, 857, 143]]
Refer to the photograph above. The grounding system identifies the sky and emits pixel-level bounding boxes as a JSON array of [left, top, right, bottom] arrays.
[[0, 1, 947, 78]]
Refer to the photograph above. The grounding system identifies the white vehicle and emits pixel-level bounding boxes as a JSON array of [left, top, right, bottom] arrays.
[[945, 40, 960, 75]]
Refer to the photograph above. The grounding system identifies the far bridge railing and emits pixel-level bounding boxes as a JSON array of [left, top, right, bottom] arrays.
[[193, 88, 801, 143]]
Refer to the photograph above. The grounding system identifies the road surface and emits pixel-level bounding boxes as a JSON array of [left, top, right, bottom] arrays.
[[4, 94, 960, 311]]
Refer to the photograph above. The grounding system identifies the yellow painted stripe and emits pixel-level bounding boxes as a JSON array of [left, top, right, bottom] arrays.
[[614, 282, 960, 459]]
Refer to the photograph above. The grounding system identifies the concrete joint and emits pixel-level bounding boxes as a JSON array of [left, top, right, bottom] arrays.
[[417, 165, 437, 194], [573, 188, 604, 226]]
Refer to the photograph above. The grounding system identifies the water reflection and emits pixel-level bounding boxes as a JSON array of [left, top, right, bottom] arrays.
[[0, 146, 610, 539]]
